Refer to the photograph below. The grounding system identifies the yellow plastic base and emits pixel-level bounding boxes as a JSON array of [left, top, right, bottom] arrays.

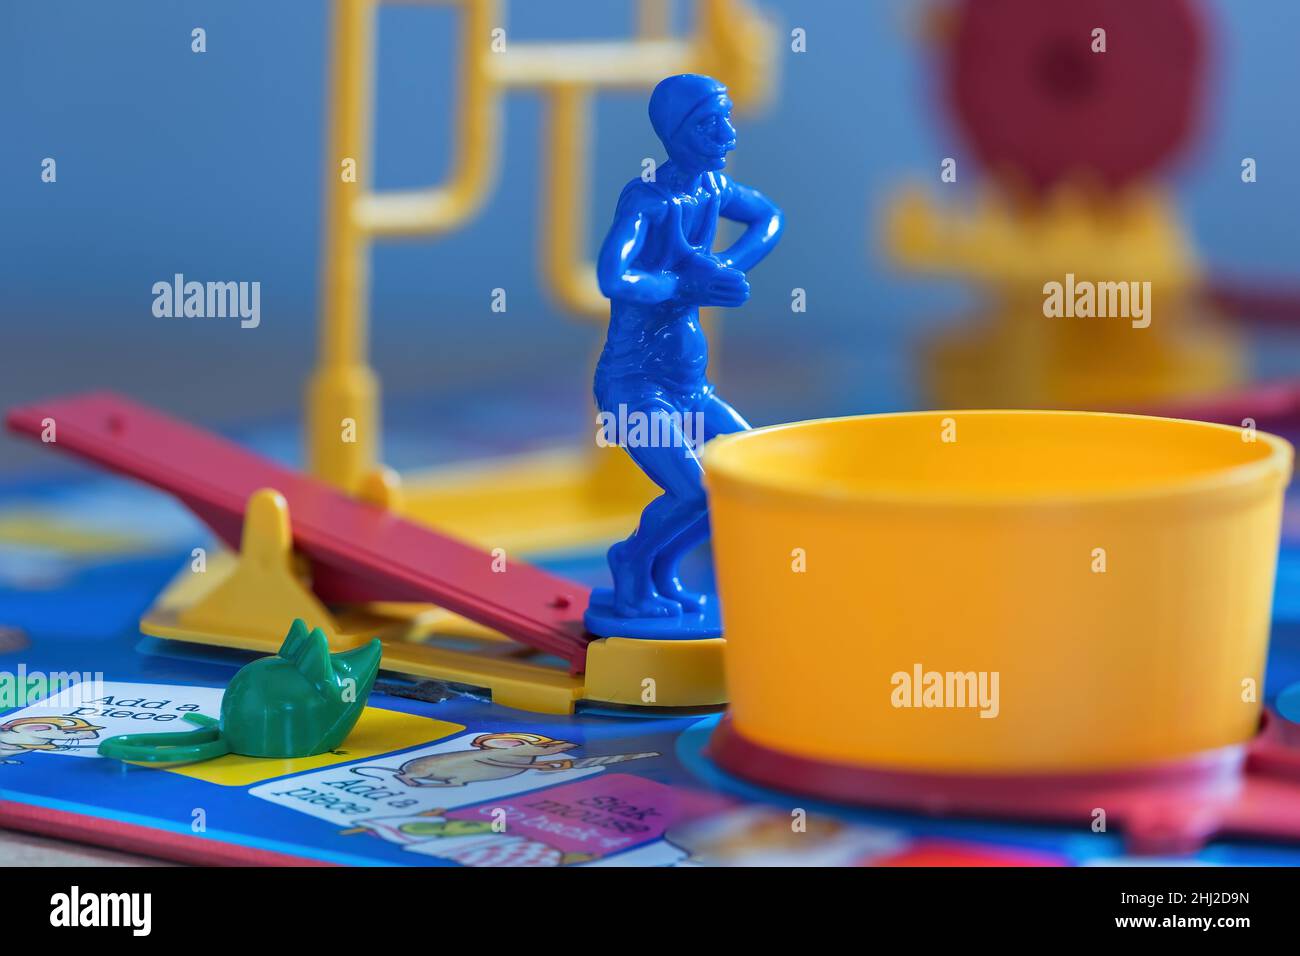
[[143, 590, 587, 714], [583, 636, 726, 708], [885, 185, 1248, 409], [923, 308, 1246, 409], [140, 483, 725, 715], [142, 566, 726, 714], [397, 444, 656, 554]]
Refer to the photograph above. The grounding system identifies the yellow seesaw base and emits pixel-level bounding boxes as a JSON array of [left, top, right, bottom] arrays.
[[397, 444, 657, 555], [139, 486, 724, 715]]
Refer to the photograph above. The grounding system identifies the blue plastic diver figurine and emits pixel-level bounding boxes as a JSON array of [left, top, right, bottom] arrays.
[[585, 74, 783, 639]]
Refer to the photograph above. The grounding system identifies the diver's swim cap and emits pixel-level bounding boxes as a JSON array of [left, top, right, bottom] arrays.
[[649, 74, 729, 144]]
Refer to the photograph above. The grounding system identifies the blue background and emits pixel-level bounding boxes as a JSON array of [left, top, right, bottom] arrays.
[[2, 1, 1300, 866], [2, 0, 1299, 477]]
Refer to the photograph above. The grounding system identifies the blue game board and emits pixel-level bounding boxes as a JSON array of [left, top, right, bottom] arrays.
[[2, 412, 1299, 867]]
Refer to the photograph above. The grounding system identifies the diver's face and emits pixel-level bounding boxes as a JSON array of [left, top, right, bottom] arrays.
[[671, 97, 737, 171]]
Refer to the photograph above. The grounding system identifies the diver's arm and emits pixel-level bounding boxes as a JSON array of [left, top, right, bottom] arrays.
[[717, 179, 783, 273], [596, 210, 678, 304]]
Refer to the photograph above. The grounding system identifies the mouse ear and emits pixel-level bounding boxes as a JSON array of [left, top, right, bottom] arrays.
[[292, 627, 335, 688], [277, 618, 312, 661]]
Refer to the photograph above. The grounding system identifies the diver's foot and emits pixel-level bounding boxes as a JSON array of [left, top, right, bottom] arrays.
[[608, 541, 682, 619], [611, 590, 681, 619], [653, 574, 709, 614], [583, 584, 719, 640]]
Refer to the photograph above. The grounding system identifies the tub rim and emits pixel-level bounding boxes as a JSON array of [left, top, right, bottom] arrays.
[[702, 409, 1295, 511]]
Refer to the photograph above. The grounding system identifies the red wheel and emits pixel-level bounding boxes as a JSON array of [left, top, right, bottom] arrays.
[[946, 0, 1206, 193]]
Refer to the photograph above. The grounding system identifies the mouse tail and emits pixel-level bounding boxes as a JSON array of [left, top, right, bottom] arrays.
[[98, 713, 230, 765]]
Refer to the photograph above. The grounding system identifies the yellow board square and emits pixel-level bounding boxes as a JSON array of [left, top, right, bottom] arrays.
[[163, 709, 463, 787]]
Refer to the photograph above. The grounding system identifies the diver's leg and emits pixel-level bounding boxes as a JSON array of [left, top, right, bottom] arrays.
[[606, 402, 710, 618], [651, 393, 750, 611]]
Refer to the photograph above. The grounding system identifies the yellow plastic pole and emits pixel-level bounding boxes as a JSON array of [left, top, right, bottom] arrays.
[[308, 0, 378, 492], [308, 0, 776, 492], [355, 0, 501, 236], [541, 85, 604, 319]]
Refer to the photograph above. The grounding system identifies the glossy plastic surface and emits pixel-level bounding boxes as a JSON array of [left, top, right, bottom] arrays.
[[705, 410, 1293, 772], [5, 392, 592, 669], [98, 620, 382, 763], [586, 73, 782, 640]]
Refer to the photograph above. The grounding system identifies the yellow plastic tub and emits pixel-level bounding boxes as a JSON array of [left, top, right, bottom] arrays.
[[704, 411, 1293, 774]]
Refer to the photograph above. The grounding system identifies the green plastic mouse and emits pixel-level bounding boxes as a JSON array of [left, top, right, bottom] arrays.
[[98, 619, 383, 764]]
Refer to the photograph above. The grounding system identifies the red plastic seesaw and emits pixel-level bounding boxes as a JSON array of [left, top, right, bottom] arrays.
[[5, 392, 593, 671]]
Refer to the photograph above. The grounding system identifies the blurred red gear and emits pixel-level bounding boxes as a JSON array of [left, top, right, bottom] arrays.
[[946, 0, 1206, 193]]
